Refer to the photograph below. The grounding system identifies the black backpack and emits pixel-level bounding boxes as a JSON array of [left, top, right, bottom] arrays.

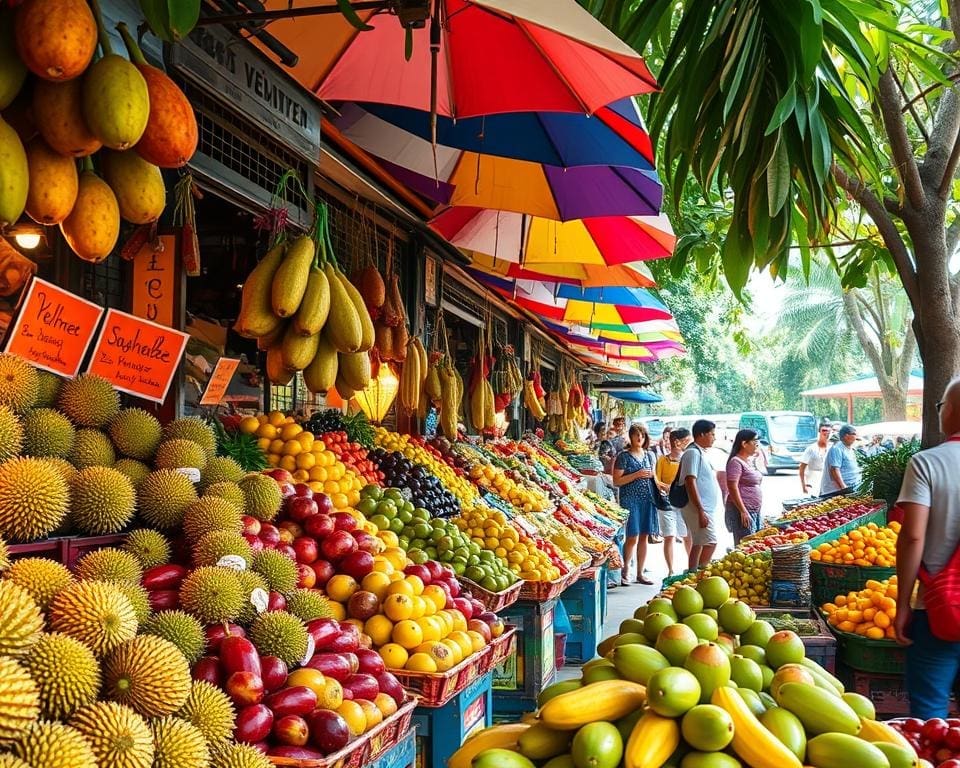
[[668, 450, 691, 507]]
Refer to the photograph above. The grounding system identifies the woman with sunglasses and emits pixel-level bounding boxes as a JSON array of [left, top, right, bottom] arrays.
[[799, 424, 832, 496]]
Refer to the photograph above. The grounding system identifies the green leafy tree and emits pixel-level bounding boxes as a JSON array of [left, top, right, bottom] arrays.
[[582, 0, 958, 445]]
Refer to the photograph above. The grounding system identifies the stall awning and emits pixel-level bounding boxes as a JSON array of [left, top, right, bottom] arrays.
[[801, 371, 923, 398], [594, 383, 663, 403]]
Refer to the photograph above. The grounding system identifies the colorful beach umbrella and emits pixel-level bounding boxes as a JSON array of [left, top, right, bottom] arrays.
[[432, 208, 676, 266], [468, 252, 657, 288], [335, 105, 662, 219], [278, 0, 659, 118]]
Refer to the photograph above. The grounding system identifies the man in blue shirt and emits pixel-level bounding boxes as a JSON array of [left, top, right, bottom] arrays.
[[820, 424, 862, 494]]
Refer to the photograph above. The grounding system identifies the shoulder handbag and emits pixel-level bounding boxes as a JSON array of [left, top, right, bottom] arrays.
[[647, 451, 671, 511], [668, 449, 691, 508], [918, 544, 960, 641]]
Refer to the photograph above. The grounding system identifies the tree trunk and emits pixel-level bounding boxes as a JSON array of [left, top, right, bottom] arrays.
[[877, 380, 907, 421]]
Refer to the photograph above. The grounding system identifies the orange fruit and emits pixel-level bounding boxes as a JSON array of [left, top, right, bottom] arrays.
[[416, 616, 441, 643], [422, 585, 448, 611], [362, 572, 392, 601], [280, 422, 303, 440], [295, 452, 316, 470], [337, 700, 367, 737], [404, 575, 425, 596], [449, 610, 467, 633], [267, 411, 286, 426], [448, 630, 474, 658], [279, 455, 297, 472], [332, 493, 349, 509], [440, 638, 464, 665], [357, 698, 383, 729], [392, 619, 424, 650], [379, 643, 408, 670], [387, 579, 415, 598], [427, 641, 456, 672], [404, 652, 438, 673], [383, 593, 414, 622], [257, 423, 278, 440], [319, 677, 343, 710], [239, 416, 260, 434], [374, 692, 398, 718], [286, 668, 326, 699], [326, 574, 359, 602], [372, 557, 395, 576], [364, 615, 394, 647]]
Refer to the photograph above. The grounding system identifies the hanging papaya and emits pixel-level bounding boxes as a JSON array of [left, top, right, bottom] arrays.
[[323, 262, 362, 353], [100, 149, 166, 224], [0, 117, 29, 228], [256, 321, 286, 352], [303, 336, 338, 393], [235, 243, 285, 339], [293, 265, 330, 336], [334, 370, 356, 401], [281, 325, 320, 371], [24, 136, 78, 225], [14, 0, 97, 82], [266, 346, 294, 386], [338, 351, 371, 392], [340, 270, 375, 351], [271, 235, 315, 317], [352, 264, 385, 311], [33, 78, 102, 157], [60, 169, 119, 263], [82, 54, 150, 150]]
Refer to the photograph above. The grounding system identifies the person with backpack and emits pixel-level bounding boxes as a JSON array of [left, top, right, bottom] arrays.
[[894, 378, 960, 718], [676, 419, 722, 571], [612, 424, 660, 585], [656, 427, 692, 576]]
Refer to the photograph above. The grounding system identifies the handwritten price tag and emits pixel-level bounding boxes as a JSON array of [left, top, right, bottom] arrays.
[[200, 357, 240, 406], [4, 278, 104, 378], [87, 308, 188, 404]]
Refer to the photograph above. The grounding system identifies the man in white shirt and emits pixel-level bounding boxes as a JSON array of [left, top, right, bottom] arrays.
[[799, 424, 831, 495], [680, 419, 722, 570], [895, 378, 960, 718]]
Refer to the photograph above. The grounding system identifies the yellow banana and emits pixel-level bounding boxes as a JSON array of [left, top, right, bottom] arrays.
[[712, 685, 803, 768], [624, 710, 679, 768], [447, 723, 530, 768], [539, 680, 646, 730], [857, 717, 916, 752]]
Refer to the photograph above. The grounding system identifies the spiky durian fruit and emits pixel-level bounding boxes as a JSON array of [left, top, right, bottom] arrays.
[[57, 373, 120, 427], [49, 580, 138, 657], [151, 717, 209, 768], [239, 473, 281, 521], [12, 721, 97, 768], [22, 633, 100, 720], [34, 371, 61, 407], [122, 528, 171, 568], [154, 439, 208, 471], [70, 428, 116, 469], [69, 701, 154, 768], [235, 570, 270, 626], [73, 548, 142, 583], [0, 354, 39, 413], [20, 408, 74, 458], [137, 469, 198, 529], [200, 456, 244, 488], [70, 466, 137, 535], [0, 537, 8, 574], [163, 417, 217, 458], [0, 457, 70, 542], [176, 680, 235, 744], [44, 456, 77, 483], [109, 408, 163, 461], [104, 635, 192, 718], [0, 754, 32, 768], [0, 657, 40, 743], [141, 610, 206, 664], [5, 557, 74, 611], [114, 458, 151, 488], [0, 406, 23, 461], [210, 742, 272, 768], [285, 589, 333, 622], [203, 481, 246, 513], [178, 566, 244, 625], [250, 549, 298, 595], [182, 497, 243, 541], [109, 581, 152, 624], [0, 581, 43, 658], [249, 611, 309, 666], [192, 530, 252, 568]]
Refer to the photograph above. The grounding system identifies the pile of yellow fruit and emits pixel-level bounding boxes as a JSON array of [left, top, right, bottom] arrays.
[[822, 577, 898, 640], [810, 521, 899, 566], [454, 506, 562, 582], [465, 458, 550, 513], [662, 550, 771, 606], [241, 412, 363, 509], [374, 428, 479, 506], [323, 556, 497, 674]]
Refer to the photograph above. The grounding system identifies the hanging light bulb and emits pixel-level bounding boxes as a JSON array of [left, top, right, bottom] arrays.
[[352, 363, 399, 424], [14, 233, 41, 250]]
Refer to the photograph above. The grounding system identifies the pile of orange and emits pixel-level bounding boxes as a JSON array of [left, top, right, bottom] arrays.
[[286, 667, 397, 737], [810, 521, 899, 566], [821, 576, 898, 640]]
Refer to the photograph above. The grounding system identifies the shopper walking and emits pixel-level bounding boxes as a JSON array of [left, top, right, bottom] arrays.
[[679, 420, 722, 570], [655, 426, 673, 457], [612, 424, 659, 585], [655, 427, 692, 576], [724, 429, 764, 545], [894, 378, 960, 718], [820, 424, 862, 494], [610, 416, 628, 453], [799, 423, 831, 496]]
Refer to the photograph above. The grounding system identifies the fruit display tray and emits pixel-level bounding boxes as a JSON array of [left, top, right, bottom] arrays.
[[478, 626, 518, 675], [460, 576, 523, 612], [518, 565, 583, 602], [393, 644, 492, 707], [267, 698, 416, 768]]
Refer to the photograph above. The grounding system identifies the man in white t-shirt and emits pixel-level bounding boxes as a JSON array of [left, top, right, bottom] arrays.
[[798, 424, 831, 495], [680, 419, 722, 570], [895, 378, 960, 718]]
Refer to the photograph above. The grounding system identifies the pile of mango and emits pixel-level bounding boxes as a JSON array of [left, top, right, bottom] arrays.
[[453, 575, 925, 768], [811, 522, 899, 567], [662, 550, 772, 607], [821, 576, 898, 640]]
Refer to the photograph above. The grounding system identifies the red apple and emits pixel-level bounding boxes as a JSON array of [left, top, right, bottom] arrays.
[[260, 656, 289, 693], [268, 592, 287, 612], [452, 597, 474, 620], [310, 560, 335, 588], [307, 652, 353, 681], [287, 496, 318, 522], [296, 563, 317, 589], [352, 531, 379, 553], [192, 656, 222, 686], [331, 512, 357, 532], [343, 673, 379, 701], [293, 537, 318, 564], [306, 710, 350, 754], [355, 648, 385, 677], [244, 534, 265, 552], [264, 468, 294, 483], [924, 719, 950, 744], [221, 635, 260, 675], [320, 530, 357, 561], [241, 516, 262, 536], [277, 544, 297, 560], [313, 493, 334, 516], [468, 619, 492, 643], [235, 704, 274, 743], [939, 759, 960, 768], [338, 551, 374, 581], [264, 686, 318, 717], [293, 482, 314, 498], [226, 671, 265, 706], [206, 624, 246, 654], [425, 560, 444, 582], [273, 714, 309, 747], [304, 514, 335, 539], [404, 564, 431, 584], [259, 524, 281, 548]]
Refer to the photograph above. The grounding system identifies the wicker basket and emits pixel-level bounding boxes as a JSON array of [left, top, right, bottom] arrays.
[[391, 645, 491, 707], [267, 698, 416, 767], [460, 577, 522, 612]]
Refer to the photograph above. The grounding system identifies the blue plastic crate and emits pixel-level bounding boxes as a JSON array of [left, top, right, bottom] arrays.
[[600, 564, 609, 626], [561, 568, 603, 664], [493, 598, 558, 711], [369, 727, 416, 768], [413, 671, 492, 768]]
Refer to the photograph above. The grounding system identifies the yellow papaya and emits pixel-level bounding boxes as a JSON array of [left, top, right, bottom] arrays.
[[293, 265, 330, 336], [303, 337, 338, 393], [281, 325, 320, 371], [271, 235, 315, 317], [235, 243, 285, 339], [323, 263, 362, 353], [341, 271, 375, 352], [338, 351, 371, 392]]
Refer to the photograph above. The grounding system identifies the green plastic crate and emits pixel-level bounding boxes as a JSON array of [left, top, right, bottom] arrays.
[[805, 507, 888, 550], [835, 631, 904, 675], [810, 560, 897, 607]]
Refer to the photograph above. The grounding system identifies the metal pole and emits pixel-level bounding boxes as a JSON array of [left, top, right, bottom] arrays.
[[195, 2, 386, 25]]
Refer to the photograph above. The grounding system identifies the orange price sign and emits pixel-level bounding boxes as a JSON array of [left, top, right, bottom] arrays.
[[4, 277, 104, 378], [87, 308, 189, 404], [200, 357, 240, 406]]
